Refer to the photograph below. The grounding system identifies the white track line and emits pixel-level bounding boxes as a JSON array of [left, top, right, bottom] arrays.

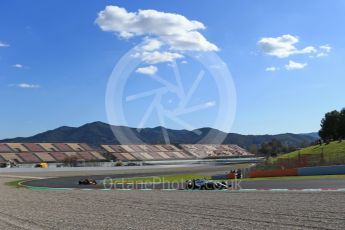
[[0, 175, 46, 180]]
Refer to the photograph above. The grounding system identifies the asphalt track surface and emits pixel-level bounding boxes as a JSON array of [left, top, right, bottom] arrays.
[[23, 172, 345, 190]]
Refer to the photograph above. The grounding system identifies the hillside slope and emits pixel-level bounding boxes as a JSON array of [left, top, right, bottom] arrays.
[[0, 121, 318, 149], [276, 141, 345, 160]]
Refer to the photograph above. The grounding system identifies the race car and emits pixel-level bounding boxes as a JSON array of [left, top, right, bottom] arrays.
[[185, 179, 229, 190], [78, 178, 97, 185]]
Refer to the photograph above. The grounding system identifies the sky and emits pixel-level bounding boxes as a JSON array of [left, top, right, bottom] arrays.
[[1, 0, 345, 139]]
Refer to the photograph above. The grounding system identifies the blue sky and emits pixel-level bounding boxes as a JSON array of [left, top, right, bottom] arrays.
[[1, 0, 345, 139]]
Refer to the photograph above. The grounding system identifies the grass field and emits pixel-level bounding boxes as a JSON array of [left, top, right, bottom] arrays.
[[277, 141, 345, 159], [270, 141, 345, 165], [5, 180, 24, 188]]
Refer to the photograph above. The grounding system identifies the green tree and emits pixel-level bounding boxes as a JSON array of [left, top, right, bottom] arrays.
[[258, 139, 292, 157], [319, 110, 341, 140], [339, 108, 345, 139], [249, 144, 258, 155]]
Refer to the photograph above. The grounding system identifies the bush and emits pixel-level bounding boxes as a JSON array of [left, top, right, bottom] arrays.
[[115, 161, 123, 167], [63, 156, 78, 167]]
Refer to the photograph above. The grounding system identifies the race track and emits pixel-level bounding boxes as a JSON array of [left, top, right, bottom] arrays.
[[3, 166, 345, 229], [23, 172, 345, 190], [2, 177, 345, 229]]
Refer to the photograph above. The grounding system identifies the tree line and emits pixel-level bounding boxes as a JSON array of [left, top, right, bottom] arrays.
[[319, 108, 345, 141], [249, 139, 298, 157], [250, 107, 345, 157]]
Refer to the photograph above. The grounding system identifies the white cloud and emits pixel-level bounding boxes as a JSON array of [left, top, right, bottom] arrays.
[[0, 41, 9, 47], [258, 34, 317, 58], [320, 44, 332, 53], [12, 64, 24, 68], [285, 60, 307, 70], [17, 83, 40, 89], [141, 39, 162, 51], [205, 101, 216, 107], [133, 51, 184, 64], [136, 65, 158, 75], [181, 60, 188, 64], [265, 66, 279, 72], [95, 5, 218, 52], [316, 44, 332, 57]]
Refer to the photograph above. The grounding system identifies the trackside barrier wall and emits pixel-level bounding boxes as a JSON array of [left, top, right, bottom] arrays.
[[249, 165, 345, 178], [298, 165, 345, 176], [249, 168, 298, 178]]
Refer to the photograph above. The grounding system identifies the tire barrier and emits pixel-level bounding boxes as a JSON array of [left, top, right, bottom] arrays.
[[249, 168, 298, 178]]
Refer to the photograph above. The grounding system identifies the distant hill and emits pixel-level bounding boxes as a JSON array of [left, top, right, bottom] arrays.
[[0, 121, 318, 150], [299, 132, 320, 139]]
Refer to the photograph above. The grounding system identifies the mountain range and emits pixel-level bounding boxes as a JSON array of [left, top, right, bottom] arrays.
[[0, 121, 319, 150]]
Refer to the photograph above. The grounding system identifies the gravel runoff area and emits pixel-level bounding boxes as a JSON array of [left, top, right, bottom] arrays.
[[1, 177, 345, 229]]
